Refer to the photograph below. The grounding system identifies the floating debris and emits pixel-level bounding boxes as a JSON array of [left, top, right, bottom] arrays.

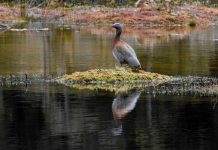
[[0, 24, 9, 30], [9, 28, 49, 32], [1, 71, 218, 97], [0, 74, 53, 86], [149, 76, 218, 97]]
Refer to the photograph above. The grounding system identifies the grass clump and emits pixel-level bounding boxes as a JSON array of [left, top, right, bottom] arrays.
[[56, 68, 171, 91], [189, 20, 196, 27], [57, 68, 171, 84]]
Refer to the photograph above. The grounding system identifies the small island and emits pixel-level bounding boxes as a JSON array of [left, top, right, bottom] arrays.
[[56, 68, 171, 91]]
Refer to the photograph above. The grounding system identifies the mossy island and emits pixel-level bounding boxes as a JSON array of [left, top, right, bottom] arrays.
[[56, 68, 171, 91]]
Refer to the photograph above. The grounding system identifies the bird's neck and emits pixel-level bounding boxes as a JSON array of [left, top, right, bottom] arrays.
[[114, 29, 122, 44], [115, 29, 122, 40]]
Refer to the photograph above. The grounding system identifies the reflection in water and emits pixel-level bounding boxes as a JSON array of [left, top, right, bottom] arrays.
[[112, 89, 141, 136], [0, 23, 218, 76], [1, 22, 218, 149], [0, 85, 217, 149], [82, 25, 193, 47], [112, 90, 141, 119]]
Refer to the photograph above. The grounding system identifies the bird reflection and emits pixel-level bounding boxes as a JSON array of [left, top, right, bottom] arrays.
[[111, 89, 141, 136]]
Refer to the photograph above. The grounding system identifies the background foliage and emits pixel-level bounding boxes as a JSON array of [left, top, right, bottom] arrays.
[[0, 0, 217, 7]]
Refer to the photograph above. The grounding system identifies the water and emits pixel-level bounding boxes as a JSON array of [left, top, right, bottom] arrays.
[[0, 85, 218, 150], [1, 22, 218, 149], [1, 23, 218, 76]]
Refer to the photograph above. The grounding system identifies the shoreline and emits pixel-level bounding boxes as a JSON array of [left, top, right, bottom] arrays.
[[0, 73, 218, 97], [0, 4, 218, 27]]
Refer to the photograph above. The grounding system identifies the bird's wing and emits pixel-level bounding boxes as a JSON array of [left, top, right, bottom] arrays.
[[114, 42, 137, 60], [112, 47, 125, 63], [113, 41, 141, 67], [123, 42, 137, 57]]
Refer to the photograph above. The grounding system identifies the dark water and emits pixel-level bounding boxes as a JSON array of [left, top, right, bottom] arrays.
[[1, 22, 218, 149], [0, 85, 218, 150]]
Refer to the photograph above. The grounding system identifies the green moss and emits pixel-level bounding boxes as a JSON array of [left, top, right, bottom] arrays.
[[67, 82, 159, 92], [59, 68, 169, 83], [56, 68, 171, 90]]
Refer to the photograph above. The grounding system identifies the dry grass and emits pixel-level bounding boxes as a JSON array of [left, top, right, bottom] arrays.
[[0, 4, 218, 25], [56, 68, 170, 91], [27, 5, 218, 25], [58, 68, 170, 83], [0, 5, 20, 20], [65, 82, 161, 92]]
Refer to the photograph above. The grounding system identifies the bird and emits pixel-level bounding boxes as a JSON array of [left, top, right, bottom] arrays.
[[112, 90, 141, 119], [112, 23, 141, 69]]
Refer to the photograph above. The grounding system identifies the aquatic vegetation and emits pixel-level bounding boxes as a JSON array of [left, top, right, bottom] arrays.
[[66, 82, 159, 92], [0, 74, 53, 86], [57, 68, 170, 84], [150, 76, 218, 97], [1, 73, 218, 97], [56, 73, 218, 96], [56, 68, 171, 92]]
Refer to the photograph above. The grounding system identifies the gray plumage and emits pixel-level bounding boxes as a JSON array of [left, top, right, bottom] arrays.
[[112, 23, 141, 69]]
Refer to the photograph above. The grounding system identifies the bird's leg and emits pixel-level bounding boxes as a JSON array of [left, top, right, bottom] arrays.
[[132, 68, 140, 72], [115, 62, 122, 69], [120, 64, 129, 70], [115, 63, 130, 71]]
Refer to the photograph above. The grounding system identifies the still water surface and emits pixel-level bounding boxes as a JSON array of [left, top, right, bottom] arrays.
[[0, 22, 218, 149], [0, 23, 218, 76]]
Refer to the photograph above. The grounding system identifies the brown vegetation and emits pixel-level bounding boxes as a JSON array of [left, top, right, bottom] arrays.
[[28, 5, 218, 25], [0, 3, 218, 25], [0, 5, 20, 20]]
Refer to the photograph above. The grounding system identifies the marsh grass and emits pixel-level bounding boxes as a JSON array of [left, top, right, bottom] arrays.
[[57, 68, 171, 84], [56, 68, 171, 91]]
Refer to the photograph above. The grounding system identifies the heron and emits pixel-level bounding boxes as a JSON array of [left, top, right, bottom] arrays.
[[112, 23, 141, 69]]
